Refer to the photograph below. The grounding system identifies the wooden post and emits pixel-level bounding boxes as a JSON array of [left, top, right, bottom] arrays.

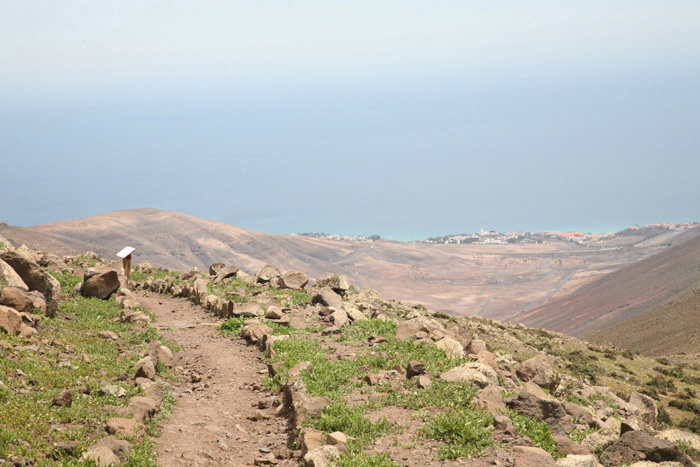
[[116, 246, 136, 283]]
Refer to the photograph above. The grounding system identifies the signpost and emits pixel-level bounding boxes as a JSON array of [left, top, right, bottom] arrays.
[[116, 246, 136, 282]]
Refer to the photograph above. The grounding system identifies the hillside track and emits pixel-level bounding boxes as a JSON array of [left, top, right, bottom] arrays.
[[137, 292, 296, 466]]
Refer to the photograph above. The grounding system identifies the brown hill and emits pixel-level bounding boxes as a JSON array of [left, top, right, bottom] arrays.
[[512, 227, 700, 337], [587, 285, 700, 356], [2, 209, 694, 331]]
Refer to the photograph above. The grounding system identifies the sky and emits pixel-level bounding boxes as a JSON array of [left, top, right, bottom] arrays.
[[1, 1, 699, 240]]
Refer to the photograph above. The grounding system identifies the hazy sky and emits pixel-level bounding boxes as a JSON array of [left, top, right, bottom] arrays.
[[2, 1, 699, 239]]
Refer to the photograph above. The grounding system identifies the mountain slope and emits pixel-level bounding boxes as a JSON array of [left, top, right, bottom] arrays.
[[512, 227, 700, 337]]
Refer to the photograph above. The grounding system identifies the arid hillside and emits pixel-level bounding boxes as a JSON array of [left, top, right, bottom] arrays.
[[512, 228, 700, 337], [1, 209, 695, 328]]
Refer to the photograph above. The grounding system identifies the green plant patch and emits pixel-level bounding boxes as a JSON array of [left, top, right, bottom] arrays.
[[266, 287, 312, 306], [419, 408, 494, 459], [335, 319, 398, 343], [507, 409, 559, 458], [336, 444, 399, 467], [382, 379, 478, 411], [308, 402, 397, 447]]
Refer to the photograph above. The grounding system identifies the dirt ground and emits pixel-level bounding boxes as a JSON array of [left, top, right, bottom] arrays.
[[137, 292, 296, 467]]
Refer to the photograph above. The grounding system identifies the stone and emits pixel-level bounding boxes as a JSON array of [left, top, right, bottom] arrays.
[[279, 270, 309, 290], [556, 454, 602, 467], [83, 445, 121, 467], [406, 360, 426, 378], [99, 384, 127, 398], [0, 259, 28, 290], [300, 428, 325, 455], [128, 396, 159, 421], [314, 274, 350, 294], [0, 305, 22, 334], [344, 305, 367, 321], [157, 345, 173, 367], [256, 265, 282, 283], [554, 434, 596, 456], [133, 356, 157, 380], [476, 350, 496, 367], [303, 445, 340, 467], [475, 385, 507, 415], [91, 436, 132, 459], [209, 262, 225, 276], [105, 418, 143, 437], [52, 389, 73, 407], [395, 316, 444, 341], [241, 323, 273, 346], [517, 353, 560, 392], [311, 287, 343, 309], [330, 309, 348, 327], [326, 431, 347, 453], [212, 266, 239, 284], [440, 361, 499, 388], [600, 430, 694, 467], [511, 446, 558, 466], [658, 429, 700, 455], [83, 267, 120, 299], [99, 331, 119, 340], [0, 250, 61, 314], [507, 382, 573, 434], [435, 336, 465, 359], [265, 306, 285, 319], [564, 402, 595, 427], [235, 303, 265, 318], [583, 428, 619, 454], [628, 392, 658, 424], [417, 375, 432, 388], [18, 325, 38, 338], [192, 278, 209, 301]]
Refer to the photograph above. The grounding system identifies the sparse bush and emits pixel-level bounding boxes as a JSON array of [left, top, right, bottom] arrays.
[[679, 415, 700, 434], [420, 408, 494, 459], [657, 406, 673, 426], [507, 409, 559, 457]]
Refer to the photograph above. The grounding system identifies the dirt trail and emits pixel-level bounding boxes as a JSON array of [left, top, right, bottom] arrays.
[[136, 291, 295, 466]]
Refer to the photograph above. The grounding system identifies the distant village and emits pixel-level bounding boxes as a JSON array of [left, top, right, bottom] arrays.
[[295, 222, 697, 245]]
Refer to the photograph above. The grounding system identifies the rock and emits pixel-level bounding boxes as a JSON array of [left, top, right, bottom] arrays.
[[311, 287, 343, 309], [467, 337, 488, 354], [105, 417, 143, 437], [133, 356, 157, 380], [234, 303, 265, 318], [658, 429, 700, 455], [303, 445, 340, 467], [344, 304, 367, 321], [516, 353, 560, 392], [209, 262, 225, 276], [300, 428, 325, 455], [583, 428, 619, 453], [476, 350, 496, 367], [0, 305, 22, 334], [564, 402, 595, 427], [406, 360, 426, 379], [98, 331, 119, 340], [91, 436, 132, 460], [83, 445, 121, 467], [279, 270, 309, 290], [554, 434, 595, 456], [435, 336, 465, 359], [395, 316, 444, 341], [0, 258, 28, 290], [52, 389, 73, 408], [128, 396, 159, 422], [326, 431, 347, 453], [511, 446, 558, 466], [556, 454, 602, 467], [265, 306, 285, 319], [330, 309, 348, 327], [212, 265, 240, 284], [19, 324, 38, 338], [314, 274, 350, 294], [440, 361, 498, 388], [192, 278, 209, 301], [99, 384, 127, 398], [241, 323, 273, 345], [628, 392, 658, 424], [0, 250, 61, 314], [417, 375, 432, 388], [507, 382, 573, 434], [600, 430, 694, 467], [256, 265, 282, 283], [475, 385, 507, 415], [83, 267, 120, 299], [157, 345, 173, 367]]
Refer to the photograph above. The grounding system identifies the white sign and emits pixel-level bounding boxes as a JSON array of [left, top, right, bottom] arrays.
[[116, 246, 136, 259]]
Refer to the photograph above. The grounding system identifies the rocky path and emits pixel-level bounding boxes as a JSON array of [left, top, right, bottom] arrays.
[[136, 292, 296, 466]]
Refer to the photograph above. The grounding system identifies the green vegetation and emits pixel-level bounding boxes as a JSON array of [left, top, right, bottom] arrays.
[[507, 409, 559, 457], [419, 409, 494, 459], [0, 273, 171, 465]]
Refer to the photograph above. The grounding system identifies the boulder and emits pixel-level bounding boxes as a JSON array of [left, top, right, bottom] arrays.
[[344, 304, 367, 321], [628, 392, 658, 425], [133, 356, 157, 380], [279, 270, 309, 290], [314, 274, 350, 294], [475, 384, 507, 415], [440, 361, 498, 388], [507, 382, 573, 434], [311, 287, 343, 309], [213, 266, 240, 284], [234, 303, 264, 318], [395, 316, 444, 341], [52, 389, 73, 408], [435, 336, 465, 359], [564, 402, 595, 427], [600, 430, 694, 467], [0, 305, 22, 334], [511, 446, 558, 466], [208, 262, 225, 276], [83, 445, 121, 467], [303, 445, 340, 467], [0, 258, 28, 290], [83, 267, 120, 299], [256, 265, 282, 283], [556, 454, 602, 467], [516, 353, 560, 392], [0, 287, 46, 314], [330, 309, 348, 328], [0, 250, 61, 313]]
